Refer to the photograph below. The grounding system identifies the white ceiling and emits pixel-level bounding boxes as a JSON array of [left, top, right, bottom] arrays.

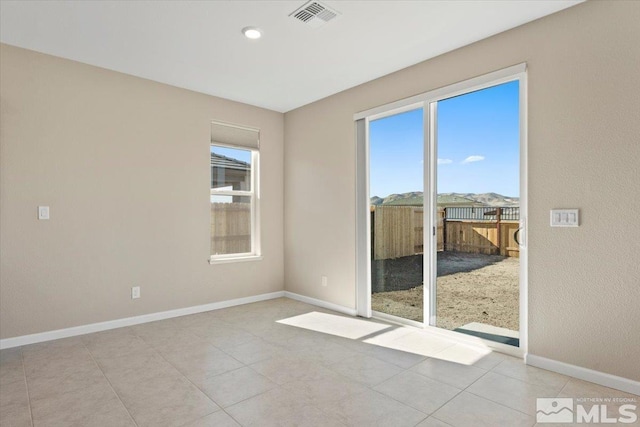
[[0, 0, 581, 112]]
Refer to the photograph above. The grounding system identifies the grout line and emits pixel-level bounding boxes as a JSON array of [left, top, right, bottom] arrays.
[[461, 370, 542, 419], [157, 327, 293, 427], [555, 377, 571, 398], [416, 386, 463, 417], [176, 408, 246, 427], [372, 366, 464, 419], [19, 348, 35, 427], [367, 385, 430, 418], [228, 332, 365, 424], [268, 379, 351, 427], [91, 319, 244, 427], [409, 366, 495, 417], [411, 415, 430, 427], [461, 366, 492, 391], [368, 362, 409, 389], [222, 382, 281, 407], [489, 359, 571, 392], [83, 339, 140, 427], [133, 327, 230, 419], [459, 388, 535, 419], [402, 355, 432, 371], [426, 415, 456, 427], [221, 408, 245, 427]]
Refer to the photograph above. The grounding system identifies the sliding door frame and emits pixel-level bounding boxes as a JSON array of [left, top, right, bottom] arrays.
[[355, 63, 528, 356]]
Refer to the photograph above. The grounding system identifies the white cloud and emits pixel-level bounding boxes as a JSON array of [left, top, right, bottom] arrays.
[[462, 155, 485, 164], [437, 158, 453, 165]]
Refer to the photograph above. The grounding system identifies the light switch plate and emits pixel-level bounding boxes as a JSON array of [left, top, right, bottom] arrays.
[[550, 209, 579, 227], [38, 206, 50, 220]]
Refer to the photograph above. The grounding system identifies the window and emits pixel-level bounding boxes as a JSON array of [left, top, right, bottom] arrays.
[[210, 121, 260, 262]]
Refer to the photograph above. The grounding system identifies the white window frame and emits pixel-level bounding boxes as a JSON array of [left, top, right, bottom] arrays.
[[209, 141, 261, 264]]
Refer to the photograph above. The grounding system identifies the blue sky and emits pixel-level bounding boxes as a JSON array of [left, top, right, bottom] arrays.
[[211, 145, 251, 163], [370, 80, 520, 198]]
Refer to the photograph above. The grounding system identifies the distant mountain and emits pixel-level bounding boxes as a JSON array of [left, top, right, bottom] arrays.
[[370, 196, 384, 206], [371, 192, 518, 207], [372, 192, 423, 206], [458, 192, 519, 207]]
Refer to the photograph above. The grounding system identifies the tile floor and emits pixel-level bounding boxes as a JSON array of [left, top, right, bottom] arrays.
[[0, 298, 638, 426]]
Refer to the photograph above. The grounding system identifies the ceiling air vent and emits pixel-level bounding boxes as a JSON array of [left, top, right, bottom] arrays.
[[289, 1, 340, 28]]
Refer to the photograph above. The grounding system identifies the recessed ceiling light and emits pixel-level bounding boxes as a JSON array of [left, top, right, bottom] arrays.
[[242, 27, 262, 40]]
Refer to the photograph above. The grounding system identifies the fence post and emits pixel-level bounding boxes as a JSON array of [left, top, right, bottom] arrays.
[[496, 207, 502, 256], [370, 206, 375, 260], [442, 208, 447, 252]]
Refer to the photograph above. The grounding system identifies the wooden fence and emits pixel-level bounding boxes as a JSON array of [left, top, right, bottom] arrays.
[[371, 206, 443, 260], [444, 220, 520, 257], [211, 203, 251, 255], [371, 206, 519, 260]]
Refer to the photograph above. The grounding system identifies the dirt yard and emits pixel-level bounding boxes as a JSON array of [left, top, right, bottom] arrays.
[[371, 252, 519, 331]]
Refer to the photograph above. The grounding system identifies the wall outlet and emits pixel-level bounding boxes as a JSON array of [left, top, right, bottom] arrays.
[[38, 206, 50, 220], [321, 275, 328, 287], [131, 286, 141, 299]]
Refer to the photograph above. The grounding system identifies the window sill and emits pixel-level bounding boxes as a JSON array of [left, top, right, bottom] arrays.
[[209, 255, 263, 265]]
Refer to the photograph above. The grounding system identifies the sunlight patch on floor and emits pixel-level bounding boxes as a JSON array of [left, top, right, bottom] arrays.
[[276, 311, 504, 366], [276, 311, 392, 340]]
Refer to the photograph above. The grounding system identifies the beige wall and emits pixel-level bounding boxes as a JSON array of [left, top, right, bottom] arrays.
[[0, 44, 284, 339], [284, 1, 640, 381]]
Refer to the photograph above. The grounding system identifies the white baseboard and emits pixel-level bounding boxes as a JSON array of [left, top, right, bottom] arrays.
[[0, 291, 285, 350], [284, 291, 357, 316], [526, 353, 640, 396]]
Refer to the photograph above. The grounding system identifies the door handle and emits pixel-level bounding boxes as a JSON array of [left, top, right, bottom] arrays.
[[514, 228, 522, 246], [515, 217, 526, 247]]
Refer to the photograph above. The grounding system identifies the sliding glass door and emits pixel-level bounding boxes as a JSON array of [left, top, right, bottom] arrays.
[[357, 65, 527, 351]]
